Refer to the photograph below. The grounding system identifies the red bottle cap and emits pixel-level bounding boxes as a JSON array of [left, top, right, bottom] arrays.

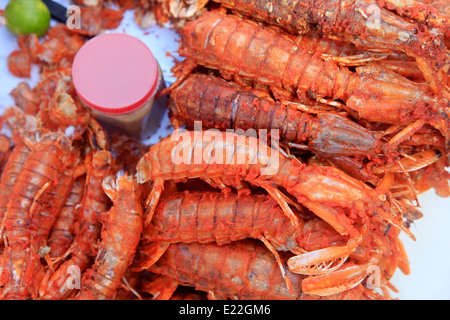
[[72, 33, 159, 115]]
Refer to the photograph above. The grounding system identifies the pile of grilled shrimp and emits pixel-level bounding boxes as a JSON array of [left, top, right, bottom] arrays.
[[0, 0, 449, 300]]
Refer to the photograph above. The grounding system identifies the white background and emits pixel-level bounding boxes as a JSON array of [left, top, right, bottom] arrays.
[[0, 0, 449, 299]]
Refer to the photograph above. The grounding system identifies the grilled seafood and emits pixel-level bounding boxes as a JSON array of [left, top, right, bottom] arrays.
[[136, 191, 354, 292], [210, 0, 449, 96], [168, 73, 386, 158], [168, 72, 446, 175], [76, 174, 143, 300], [172, 11, 449, 150], [147, 240, 387, 299], [0, 0, 446, 301], [40, 151, 113, 300], [47, 176, 86, 261], [0, 132, 74, 299], [136, 129, 416, 285]]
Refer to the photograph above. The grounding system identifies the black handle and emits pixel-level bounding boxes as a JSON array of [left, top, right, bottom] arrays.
[[41, 0, 68, 23]]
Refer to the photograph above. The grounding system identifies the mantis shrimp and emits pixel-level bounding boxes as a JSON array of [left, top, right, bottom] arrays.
[[40, 150, 113, 300], [136, 190, 362, 293], [210, 0, 449, 96], [172, 10, 449, 152], [168, 73, 385, 159], [136, 130, 415, 285], [169, 73, 445, 159], [0, 132, 75, 299], [76, 174, 143, 300], [47, 176, 86, 261], [146, 240, 391, 299]]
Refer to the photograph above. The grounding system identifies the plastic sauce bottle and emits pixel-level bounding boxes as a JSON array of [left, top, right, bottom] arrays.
[[72, 33, 165, 140]]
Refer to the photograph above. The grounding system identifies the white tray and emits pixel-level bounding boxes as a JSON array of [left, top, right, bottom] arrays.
[[0, 0, 449, 300]]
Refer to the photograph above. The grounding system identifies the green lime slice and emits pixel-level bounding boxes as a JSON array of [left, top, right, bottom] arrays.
[[4, 0, 51, 37]]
